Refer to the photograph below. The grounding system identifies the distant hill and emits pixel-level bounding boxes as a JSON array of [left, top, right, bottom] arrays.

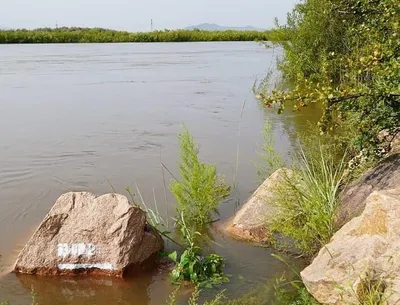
[[185, 23, 264, 31]]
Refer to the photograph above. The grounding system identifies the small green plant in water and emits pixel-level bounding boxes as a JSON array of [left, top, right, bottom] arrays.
[[170, 127, 230, 227], [168, 213, 228, 288]]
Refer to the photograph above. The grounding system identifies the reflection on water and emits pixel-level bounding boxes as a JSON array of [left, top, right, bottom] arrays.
[[4, 272, 163, 305], [0, 42, 316, 304]]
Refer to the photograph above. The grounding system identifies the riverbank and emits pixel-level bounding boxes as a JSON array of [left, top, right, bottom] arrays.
[[0, 28, 273, 44]]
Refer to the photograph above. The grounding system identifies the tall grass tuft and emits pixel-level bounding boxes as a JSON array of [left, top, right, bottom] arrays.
[[271, 142, 346, 257], [170, 127, 230, 227]]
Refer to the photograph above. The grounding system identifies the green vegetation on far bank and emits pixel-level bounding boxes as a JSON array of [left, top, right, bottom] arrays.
[[0, 27, 273, 44]]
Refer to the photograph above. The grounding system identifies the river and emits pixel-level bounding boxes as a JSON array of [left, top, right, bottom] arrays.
[[0, 42, 317, 304]]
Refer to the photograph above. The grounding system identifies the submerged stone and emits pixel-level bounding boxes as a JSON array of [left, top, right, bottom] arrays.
[[14, 192, 163, 277]]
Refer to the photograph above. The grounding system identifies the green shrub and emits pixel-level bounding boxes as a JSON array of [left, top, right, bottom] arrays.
[[170, 127, 230, 227]]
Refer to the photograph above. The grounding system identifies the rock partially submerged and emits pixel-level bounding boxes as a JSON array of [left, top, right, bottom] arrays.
[[301, 187, 400, 305], [14, 192, 163, 277], [226, 168, 292, 243]]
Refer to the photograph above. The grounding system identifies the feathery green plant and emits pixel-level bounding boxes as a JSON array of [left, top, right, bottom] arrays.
[[170, 127, 230, 227]]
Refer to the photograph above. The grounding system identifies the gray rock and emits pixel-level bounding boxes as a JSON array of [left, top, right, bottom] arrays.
[[226, 168, 293, 243], [301, 187, 400, 305], [338, 153, 400, 228], [14, 192, 163, 277]]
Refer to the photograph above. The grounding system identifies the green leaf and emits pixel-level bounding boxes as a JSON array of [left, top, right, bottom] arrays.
[[168, 251, 178, 263]]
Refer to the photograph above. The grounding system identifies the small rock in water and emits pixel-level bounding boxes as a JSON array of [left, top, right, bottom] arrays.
[[14, 192, 163, 277], [226, 168, 293, 243]]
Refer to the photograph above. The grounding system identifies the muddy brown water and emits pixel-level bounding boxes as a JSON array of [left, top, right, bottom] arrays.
[[0, 42, 318, 304]]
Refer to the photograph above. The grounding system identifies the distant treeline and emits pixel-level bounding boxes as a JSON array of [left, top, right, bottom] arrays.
[[0, 27, 274, 44]]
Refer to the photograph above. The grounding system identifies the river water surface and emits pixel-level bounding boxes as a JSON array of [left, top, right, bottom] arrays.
[[0, 42, 316, 304]]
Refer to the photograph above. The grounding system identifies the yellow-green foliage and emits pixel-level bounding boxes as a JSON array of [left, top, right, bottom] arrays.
[[0, 27, 274, 43], [170, 127, 230, 227]]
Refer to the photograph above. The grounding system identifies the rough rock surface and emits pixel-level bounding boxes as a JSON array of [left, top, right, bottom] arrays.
[[226, 168, 292, 243], [338, 153, 400, 228], [301, 187, 400, 305], [14, 192, 163, 277], [378, 130, 400, 155]]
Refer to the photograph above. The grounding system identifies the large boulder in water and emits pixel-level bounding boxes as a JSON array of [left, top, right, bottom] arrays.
[[226, 168, 293, 243], [301, 187, 400, 305], [14, 192, 163, 277]]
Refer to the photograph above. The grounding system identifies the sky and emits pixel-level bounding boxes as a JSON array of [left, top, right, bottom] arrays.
[[0, 0, 298, 31]]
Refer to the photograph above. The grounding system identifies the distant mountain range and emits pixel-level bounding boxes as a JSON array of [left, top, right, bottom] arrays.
[[185, 23, 265, 31]]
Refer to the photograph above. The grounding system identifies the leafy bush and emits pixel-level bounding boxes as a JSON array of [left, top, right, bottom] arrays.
[[168, 213, 228, 288], [261, 0, 400, 159], [170, 127, 230, 227]]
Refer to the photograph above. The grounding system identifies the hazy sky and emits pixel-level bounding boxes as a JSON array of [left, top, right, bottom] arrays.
[[0, 0, 298, 31]]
